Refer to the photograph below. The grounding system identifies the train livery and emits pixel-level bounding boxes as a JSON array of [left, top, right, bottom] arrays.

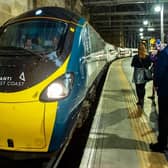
[[0, 7, 108, 158]]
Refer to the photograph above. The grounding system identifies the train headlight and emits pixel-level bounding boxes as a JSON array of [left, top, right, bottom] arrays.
[[47, 83, 65, 98], [40, 73, 74, 101]]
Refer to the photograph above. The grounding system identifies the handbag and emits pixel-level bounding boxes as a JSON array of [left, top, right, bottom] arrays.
[[144, 68, 153, 81], [133, 68, 146, 84], [139, 58, 153, 81]]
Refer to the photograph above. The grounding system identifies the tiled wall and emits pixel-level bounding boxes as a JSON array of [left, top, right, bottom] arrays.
[[0, 0, 28, 25], [36, 0, 65, 8]]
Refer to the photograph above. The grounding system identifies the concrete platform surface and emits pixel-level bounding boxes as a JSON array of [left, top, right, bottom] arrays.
[[80, 57, 168, 168]]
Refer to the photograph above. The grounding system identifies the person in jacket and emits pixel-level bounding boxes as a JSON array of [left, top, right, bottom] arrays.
[[131, 43, 151, 108], [148, 44, 162, 101], [149, 44, 168, 153]]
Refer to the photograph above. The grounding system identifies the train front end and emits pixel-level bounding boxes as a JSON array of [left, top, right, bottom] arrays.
[[0, 7, 84, 158]]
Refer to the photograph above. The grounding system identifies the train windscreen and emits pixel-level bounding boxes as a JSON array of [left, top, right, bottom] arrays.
[[0, 20, 68, 63], [0, 20, 71, 92]]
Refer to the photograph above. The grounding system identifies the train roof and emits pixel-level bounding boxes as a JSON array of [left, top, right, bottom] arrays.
[[3, 6, 81, 26]]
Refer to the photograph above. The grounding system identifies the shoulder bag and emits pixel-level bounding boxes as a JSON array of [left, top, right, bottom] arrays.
[[140, 58, 153, 81]]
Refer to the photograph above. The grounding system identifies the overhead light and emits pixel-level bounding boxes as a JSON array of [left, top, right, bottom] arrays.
[[148, 27, 155, 31], [154, 5, 161, 12], [139, 28, 144, 32], [143, 20, 148, 25]]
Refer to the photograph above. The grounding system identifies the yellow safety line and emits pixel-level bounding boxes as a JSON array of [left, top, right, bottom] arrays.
[[117, 59, 168, 168]]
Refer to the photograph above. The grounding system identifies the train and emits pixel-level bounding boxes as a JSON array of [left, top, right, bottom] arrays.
[[105, 42, 118, 62], [0, 6, 109, 159]]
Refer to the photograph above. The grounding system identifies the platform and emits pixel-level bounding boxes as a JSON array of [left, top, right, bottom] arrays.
[[80, 57, 168, 168]]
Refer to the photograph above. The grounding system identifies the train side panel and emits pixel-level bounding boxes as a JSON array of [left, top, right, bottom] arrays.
[[48, 20, 108, 152], [48, 18, 86, 152]]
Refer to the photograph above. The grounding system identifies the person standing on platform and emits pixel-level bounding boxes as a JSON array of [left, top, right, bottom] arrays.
[[149, 44, 168, 153], [131, 43, 151, 108], [148, 41, 162, 102]]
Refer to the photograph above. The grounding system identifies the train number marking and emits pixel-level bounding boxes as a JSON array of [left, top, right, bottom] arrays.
[[19, 72, 25, 81]]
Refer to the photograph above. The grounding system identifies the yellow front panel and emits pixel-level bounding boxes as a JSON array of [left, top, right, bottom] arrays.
[[0, 102, 58, 152], [44, 102, 58, 150], [0, 102, 46, 150]]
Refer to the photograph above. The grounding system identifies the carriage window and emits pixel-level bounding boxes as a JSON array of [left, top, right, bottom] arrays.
[[89, 25, 104, 53], [82, 24, 92, 56]]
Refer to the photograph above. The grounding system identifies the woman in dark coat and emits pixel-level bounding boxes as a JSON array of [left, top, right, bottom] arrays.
[[131, 43, 152, 108]]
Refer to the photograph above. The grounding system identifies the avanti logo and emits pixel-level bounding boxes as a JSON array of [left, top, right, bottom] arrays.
[[19, 72, 25, 81]]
